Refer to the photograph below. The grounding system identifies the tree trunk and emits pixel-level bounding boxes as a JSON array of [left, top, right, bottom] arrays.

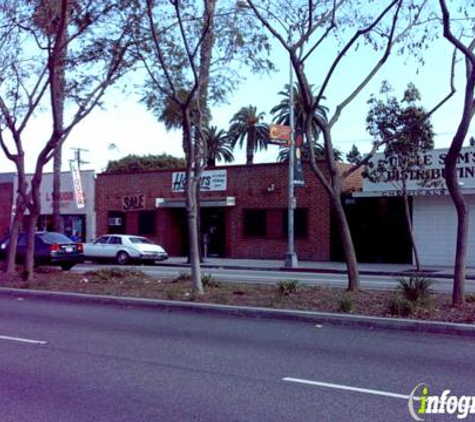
[[50, 0, 68, 234], [22, 174, 42, 282], [196, 0, 216, 262], [6, 176, 28, 274], [246, 126, 255, 165], [446, 157, 468, 306], [22, 213, 37, 283], [309, 114, 360, 291], [52, 144, 62, 232], [186, 172, 203, 296], [403, 194, 421, 272], [331, 193, 359, 291], [5, 209, 23, 275], [183, 112, 204, 296]]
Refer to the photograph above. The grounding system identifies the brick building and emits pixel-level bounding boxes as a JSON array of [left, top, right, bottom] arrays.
[[96, 163, 348, 261]]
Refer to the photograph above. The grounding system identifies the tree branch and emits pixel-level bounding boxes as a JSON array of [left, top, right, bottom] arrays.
[[316, 0, 400, 108]]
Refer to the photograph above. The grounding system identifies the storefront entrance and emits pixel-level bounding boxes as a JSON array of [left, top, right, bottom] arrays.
[[201, 208, 226, 258], [171, 207, 227, 258]]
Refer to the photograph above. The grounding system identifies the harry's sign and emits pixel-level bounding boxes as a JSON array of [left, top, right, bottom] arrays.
[[171, 169, 227, 192]]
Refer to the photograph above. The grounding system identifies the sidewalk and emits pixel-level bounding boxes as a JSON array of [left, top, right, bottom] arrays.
[[162, 257, 475, 279]]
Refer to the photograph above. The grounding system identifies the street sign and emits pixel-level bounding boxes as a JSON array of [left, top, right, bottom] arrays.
[[269, 124, 292, 146]]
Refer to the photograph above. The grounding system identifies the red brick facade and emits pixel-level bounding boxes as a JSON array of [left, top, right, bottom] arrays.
[[95, 163, 335, 261], [0, 182, 13, 237]]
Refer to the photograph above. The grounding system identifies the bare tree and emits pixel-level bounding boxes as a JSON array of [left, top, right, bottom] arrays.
[[133, 0, 219, 296], [0, 0, 135, 280], [438, 0, 475, 306], [245, 0, 453, 291]]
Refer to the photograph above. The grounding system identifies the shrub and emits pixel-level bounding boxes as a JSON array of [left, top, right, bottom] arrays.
[[389, 297, 415, 317], [397, 276, 434, 303], [201, 273, 219, 288], [466, 294, 475, 303], [277, 280, 299, 297], [339, 295, 354, 313]]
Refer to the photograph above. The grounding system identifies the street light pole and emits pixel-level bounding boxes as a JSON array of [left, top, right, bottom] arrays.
[[285, 44, 298, 268]]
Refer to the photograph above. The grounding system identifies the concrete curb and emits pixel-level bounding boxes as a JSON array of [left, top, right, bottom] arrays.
[[1, 287, 474, 337], [155, 262, 474, 280]]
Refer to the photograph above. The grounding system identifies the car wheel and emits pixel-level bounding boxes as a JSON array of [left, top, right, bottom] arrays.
[[116, 251, 129, 265], [60, 263, 74, 271]]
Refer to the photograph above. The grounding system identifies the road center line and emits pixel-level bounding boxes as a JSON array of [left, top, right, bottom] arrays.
[[282, 377, 410, 400], [0, 335, 48, 345]]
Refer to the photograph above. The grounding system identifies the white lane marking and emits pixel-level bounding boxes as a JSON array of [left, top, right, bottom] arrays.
[[282, 377, 410, 400], [0, 335, 48, 345]]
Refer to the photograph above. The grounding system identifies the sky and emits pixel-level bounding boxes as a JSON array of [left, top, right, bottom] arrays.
[[0, 11, 473, 175]]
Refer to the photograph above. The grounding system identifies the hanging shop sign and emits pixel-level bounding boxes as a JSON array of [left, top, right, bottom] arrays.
[[269, 124, 292, 146], [171, 169, 227, 192], [70, 161, 85, 209], [294, 130, 305, 187]]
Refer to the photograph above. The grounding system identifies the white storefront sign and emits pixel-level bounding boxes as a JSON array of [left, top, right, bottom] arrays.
[[171, 169, 227, 192], [362, 147, 475, 196]]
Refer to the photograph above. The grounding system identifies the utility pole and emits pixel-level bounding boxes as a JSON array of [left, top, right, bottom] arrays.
[[284, 36, 298, 268], [70, 147, 89, 170]]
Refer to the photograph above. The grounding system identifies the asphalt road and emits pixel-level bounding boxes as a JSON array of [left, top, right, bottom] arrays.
[[0, 295, 474, 421], [73, 263, 475, 294]]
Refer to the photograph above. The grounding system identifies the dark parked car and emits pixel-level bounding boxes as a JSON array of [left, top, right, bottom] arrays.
[[0, 231, 84, 271]]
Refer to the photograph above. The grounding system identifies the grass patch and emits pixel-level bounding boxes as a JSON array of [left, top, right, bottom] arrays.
[[85, 267, 147, 282]]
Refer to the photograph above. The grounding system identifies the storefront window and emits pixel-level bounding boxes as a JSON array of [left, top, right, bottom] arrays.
[[108, 211, 126, 234], [282, 208, 308, 239], [36, 214, 85, 241], [243, 209, 267, 238]]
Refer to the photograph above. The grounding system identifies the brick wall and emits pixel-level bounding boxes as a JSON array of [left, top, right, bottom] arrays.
[[0, 183, 13, 236], [96, 163, 334, 261]]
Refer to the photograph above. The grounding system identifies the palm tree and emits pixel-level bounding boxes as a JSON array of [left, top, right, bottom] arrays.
[[228, 105, 269, 165], [270, 83, 328, 134], [271, 83, 333, 162], [204, 126, 234, 166]]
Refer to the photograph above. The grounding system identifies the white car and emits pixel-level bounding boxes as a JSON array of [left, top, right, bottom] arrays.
[[84, 234, 168, 265]]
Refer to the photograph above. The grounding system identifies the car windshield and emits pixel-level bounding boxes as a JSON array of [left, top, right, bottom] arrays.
[[129, 237, 154, 245], [39, 232, 73, 244]]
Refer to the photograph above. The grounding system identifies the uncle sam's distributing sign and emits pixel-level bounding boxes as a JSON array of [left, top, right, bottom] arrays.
[[172, 169, 227, 192]]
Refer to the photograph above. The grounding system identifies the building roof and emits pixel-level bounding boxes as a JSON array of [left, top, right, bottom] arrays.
[[0, 172, 15, 184]]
